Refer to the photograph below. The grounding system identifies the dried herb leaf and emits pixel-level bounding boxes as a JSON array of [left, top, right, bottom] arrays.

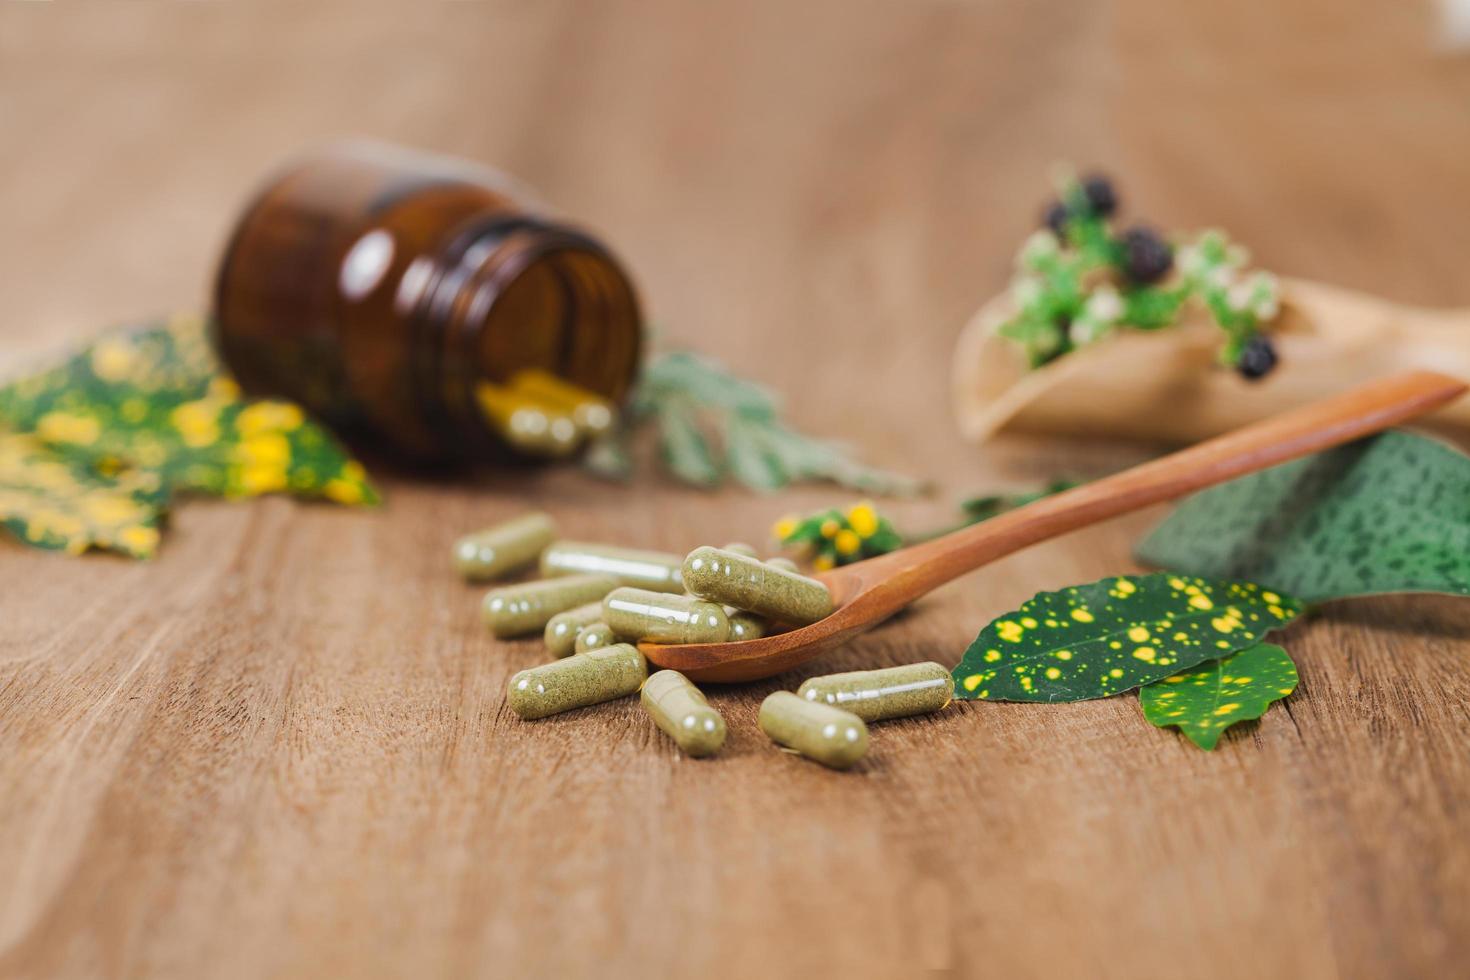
[[722, 414, 786, 492], [1140, 643, 1298, 750], [654, 397, 720, 488], [1136, 431, 1470, 602], [952, 572, 1302, 702]]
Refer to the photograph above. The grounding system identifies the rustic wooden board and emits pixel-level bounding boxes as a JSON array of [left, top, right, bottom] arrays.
[[1, 2, 1467, 977]]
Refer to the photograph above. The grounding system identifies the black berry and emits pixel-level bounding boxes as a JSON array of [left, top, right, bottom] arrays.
[[1120, 226, 1173, 284], [1236, 334, 1278, 380], [1042, 201, 1070, 237], [1080, 174, 1117, 217]]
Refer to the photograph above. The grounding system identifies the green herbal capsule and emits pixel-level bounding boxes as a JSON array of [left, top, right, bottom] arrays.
[[681, 547, 833, 625], [759, 691, 868, 770], [641, 669, 727, 757], [543, 602, 605, 658], [482, 574, 618, 638], [539, 541, 684, 593], [797, 662, 954, 722], [507, 644, 648, 719], [453, 511, 557, 582], [726, 609, 766, 641], [766, 556, 800, 574], [574, 621, 620, 653], [603, 587, 730, 644], [721, 542, 760, 559]]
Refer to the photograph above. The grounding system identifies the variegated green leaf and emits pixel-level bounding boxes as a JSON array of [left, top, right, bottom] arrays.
[[1140, 643, 1299, 750], [952, 572, 1302, 702]]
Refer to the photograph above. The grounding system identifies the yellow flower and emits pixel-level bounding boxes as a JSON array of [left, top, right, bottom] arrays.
[[834, 529, 861, 556], [36, 412, 101, 445], [819, 518, 840, 539], [237, 401, 305, 437], [846, 502, 878, 538], [812, 553, 835, 572], [773, 515, 799, 541]]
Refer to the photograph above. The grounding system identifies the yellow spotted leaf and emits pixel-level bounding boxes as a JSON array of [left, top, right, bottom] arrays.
[[1140, 643, 1299, 750], [951, 572, 1302, 702], [0, 314, 379, 558], [0, 432, 167, 558]]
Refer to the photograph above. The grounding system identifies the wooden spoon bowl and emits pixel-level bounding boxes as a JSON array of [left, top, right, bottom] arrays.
[[642, 370, 1467, 683]]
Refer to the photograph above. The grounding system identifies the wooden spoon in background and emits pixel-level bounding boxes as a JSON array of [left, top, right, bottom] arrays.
[[952, 277, 1470, 445], [642, 370, 1466, 683]]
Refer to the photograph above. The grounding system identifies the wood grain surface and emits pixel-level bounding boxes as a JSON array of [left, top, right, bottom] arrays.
[[1, 2, 1468, 977]]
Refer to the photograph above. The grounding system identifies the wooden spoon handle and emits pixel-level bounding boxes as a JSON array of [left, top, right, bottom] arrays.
[[880, 370, 1466, 600]]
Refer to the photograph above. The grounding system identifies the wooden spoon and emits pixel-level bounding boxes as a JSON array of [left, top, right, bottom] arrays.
[[642, 370, 1466, 683]]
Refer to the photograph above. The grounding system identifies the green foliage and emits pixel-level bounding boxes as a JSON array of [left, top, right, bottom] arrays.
[[1140, 643, 1298, 750], [1136, 431, 1470, 602], [952, 572, 1302, 702], [592, 351, 925, 496], [0, 315, 379, 558], [958, 478, 1080, 523]]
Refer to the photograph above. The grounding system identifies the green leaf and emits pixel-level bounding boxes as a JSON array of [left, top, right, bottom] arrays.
[[722, 414, 786, 492], [952, 572, 1302, 702], [1136, 431, 1470, 602], [654, 397, 720, 488], [1140, 643, 1298, 750]]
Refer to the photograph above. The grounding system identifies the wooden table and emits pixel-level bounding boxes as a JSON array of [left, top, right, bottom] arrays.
[[2, 3, 1467, 977]]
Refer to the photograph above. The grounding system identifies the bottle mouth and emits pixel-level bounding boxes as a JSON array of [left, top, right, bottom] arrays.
[[408, 216, 642, 460]]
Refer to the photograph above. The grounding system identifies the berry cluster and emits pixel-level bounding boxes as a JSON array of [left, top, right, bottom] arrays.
[[999, 173, 1280, 380]]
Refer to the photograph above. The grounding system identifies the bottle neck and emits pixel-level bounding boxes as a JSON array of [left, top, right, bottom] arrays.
[[407, 214, 632, 459]]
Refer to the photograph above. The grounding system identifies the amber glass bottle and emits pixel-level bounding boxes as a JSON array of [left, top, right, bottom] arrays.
[[212, 142, 643, 463]]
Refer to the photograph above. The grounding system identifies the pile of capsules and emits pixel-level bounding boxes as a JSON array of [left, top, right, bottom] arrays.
[[456, 511, 954, 770]]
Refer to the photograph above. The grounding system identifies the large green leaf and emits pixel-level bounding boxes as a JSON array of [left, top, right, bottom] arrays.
[[1136, 431, 1470, 602], [1140, 643, 1299, 750], [952, 572, 1302, 702]]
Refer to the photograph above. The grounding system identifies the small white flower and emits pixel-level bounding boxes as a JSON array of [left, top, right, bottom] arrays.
[[1071, 313, 1112, 345], [1018, 230, 1059, 268], [1177, 245, 1205, 277], [1011, 276, 1044, 308], [1226, 279, 1255, 312], [1084, 285, 1124, 324], [1250, 272, 1281, 320], [1206, 265, 1234, 291]]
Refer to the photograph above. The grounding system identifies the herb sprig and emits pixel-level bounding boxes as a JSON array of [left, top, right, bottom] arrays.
[[585, 351, 926, 496]]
